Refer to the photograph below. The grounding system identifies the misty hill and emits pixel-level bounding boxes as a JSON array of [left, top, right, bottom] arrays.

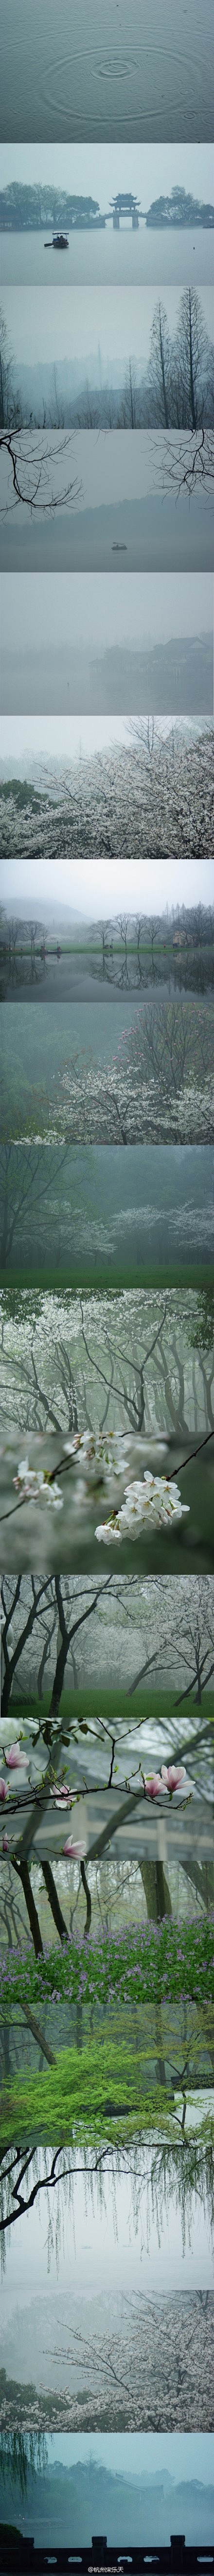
[[0, 2461, 214, 2546], [1, 634, 213, 717], [0, 895, 83, 925], [1, 493, 213, 577], [91, 631, 214, 715]]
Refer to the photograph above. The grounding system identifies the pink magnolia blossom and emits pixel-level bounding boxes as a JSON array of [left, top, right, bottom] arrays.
[[144, 1772, 163, 1799], [2, 1831, 9, 1851], [63, 1838, 86, 1858], [4, 1741, 29, 1770], [0, 1777, 9, 1803], [160, 1764, 187, 1796]]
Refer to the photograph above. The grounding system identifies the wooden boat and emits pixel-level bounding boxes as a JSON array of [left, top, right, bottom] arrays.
[[44, 233, 69, 249], [111, 541, 127, 550]]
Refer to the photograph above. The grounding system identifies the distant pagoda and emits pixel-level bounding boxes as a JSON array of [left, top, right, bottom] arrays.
[[107, 192, 142, 228]]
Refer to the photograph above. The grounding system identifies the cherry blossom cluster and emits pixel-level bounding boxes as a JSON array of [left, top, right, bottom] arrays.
[[63, 1431, 131, 1484], [13, 1457, 63, 1509], [95, 1472, 189, 1543]]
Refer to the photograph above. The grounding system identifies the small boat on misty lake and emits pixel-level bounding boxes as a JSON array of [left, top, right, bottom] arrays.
[[44, 233, 69, 250], [111, 541, 127, 550]]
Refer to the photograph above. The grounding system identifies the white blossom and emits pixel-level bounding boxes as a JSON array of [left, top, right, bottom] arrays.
[[95, 1473, 189, 1543], [63, 1431, 130, 1484], [13, 1458, 63, 1510]]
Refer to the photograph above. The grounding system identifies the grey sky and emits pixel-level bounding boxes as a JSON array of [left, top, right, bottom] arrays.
[[0, 141, 214, 208], [1, 570, 213, 655], [44, 2434, 214, 2481], [3, 279, 214, 366], [0, 713, 211, 767], [1, 856, 214, 916]]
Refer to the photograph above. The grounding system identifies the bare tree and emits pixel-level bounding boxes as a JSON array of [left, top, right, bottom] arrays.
[[143, 300, 174, 428], [150, 424, 214, 502], [120, 992, 213, 1102], [0, 1137, 73, 1271], [0, 306, 24, 431], [118, 359, 141, 427], [0, 429, 83, 515], [144, 290, 214, 430]]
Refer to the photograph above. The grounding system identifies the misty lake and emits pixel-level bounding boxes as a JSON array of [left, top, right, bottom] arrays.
[[0, 0, 214, 141], [0, 1143, 213, 1282], [1, 228, 214, 290], [1, 493, 213, 575], [0, 2143, 213, 2429]]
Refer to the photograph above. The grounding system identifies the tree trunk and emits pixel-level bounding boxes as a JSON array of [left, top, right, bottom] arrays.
[[80, 1858, 91, 1939], [48, 1633, 69, 1724], [189, 291, 196, 431], [41, 1860, 70, 1944], [159, 307, 170, 428], [76, 1998, 83, 2051], [11, 1855, 43, 1956], [138, 1859, 172, 1920], [19, 1998, 56, 2065], [1, 2023, 10, 2078]]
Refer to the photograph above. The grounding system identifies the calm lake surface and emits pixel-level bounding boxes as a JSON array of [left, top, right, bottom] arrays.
[[1, 227, 214, 289], [0, 495, 213, 574], [0, 0, 214, 140]]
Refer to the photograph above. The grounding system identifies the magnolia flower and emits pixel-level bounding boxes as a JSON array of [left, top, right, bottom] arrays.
[[50, 1783, 73, 1809], [4, 1741, 29, 1770], [13, 1458, 63, 1510], [144, 1765, 188, 1800], [95, 1473, 189, 1544], [0, 1777, 9, 1803], [63, 1838, 86, 1858], [160, 1764, 187, 1796], [144, 1772, 163, 1799], [2, 1831, 9, 1852]]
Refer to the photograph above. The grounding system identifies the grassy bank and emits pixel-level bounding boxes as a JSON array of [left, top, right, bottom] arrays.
[[0, 1266, 213, 1291], [10, 1687, 214, 1731]]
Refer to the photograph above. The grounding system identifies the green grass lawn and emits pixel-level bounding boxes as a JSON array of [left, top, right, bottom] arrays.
[[0, 1272, 213, 1298], [11, 1686, 214, 1730]]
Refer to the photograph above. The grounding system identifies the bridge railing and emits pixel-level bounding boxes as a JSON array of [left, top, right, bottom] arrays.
[[0, 2541, 214, 2573]]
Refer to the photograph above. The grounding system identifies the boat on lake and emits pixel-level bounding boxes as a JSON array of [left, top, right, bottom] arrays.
[[111, 541, 127, 551], [44, 233, 69, 250]]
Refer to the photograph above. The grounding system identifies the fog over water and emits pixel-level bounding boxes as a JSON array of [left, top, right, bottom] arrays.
[[1, 227, 214, 289], [1, 565, 213, 714]]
